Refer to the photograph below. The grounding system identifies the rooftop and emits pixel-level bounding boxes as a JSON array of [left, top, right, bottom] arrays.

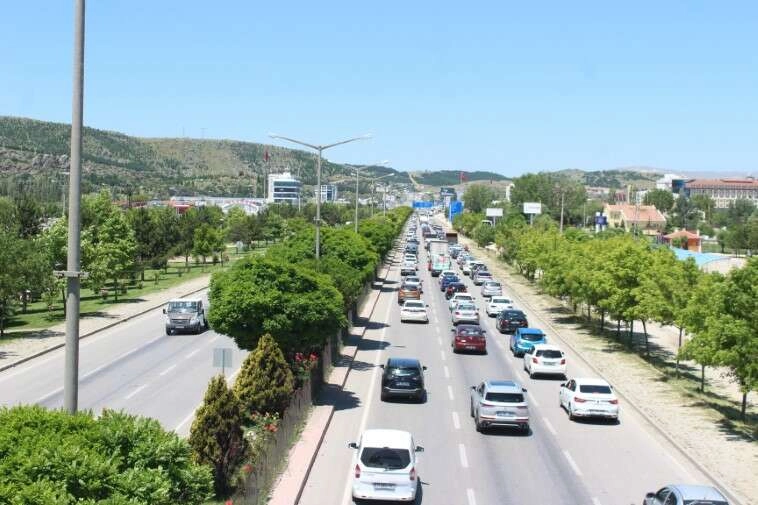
[[685, 177, 758, 189], [604, 204, 667, 223], [487, 380, 523, 392]]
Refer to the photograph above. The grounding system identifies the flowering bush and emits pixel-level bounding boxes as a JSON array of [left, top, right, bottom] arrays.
[[291, 352, 319, 386]]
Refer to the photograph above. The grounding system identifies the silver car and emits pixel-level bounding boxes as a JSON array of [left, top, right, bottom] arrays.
[[452, 302, 479, 325], [480, 280, 502, 298], [400, 300, 429, 323], [470, 380, 530, 432], [404, 275, 423, 293], [473, 270, 493, 286]]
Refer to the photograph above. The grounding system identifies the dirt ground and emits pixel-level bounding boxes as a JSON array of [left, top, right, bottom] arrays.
[[459, 236, 757, 505]]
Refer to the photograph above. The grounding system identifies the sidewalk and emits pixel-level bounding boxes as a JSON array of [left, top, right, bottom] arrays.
[[0, 275, 212, 373]]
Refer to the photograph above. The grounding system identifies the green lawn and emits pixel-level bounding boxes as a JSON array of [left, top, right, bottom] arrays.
[[3, 245, 265, 336]]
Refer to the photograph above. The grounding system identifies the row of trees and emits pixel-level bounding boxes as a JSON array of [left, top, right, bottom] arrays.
[[453, 212, 756, 418]]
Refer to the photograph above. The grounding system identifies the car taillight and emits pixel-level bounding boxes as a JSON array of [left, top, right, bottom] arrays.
[[480, 401, 495, 407], [560, 358, 566, 365], [532, 357, 539, 364], [455, 311, 460, 315], [574, 397, 587, 403], [354, 464, 361, 478], [608, 399, 619, 405], [409, 467, 416, 481]]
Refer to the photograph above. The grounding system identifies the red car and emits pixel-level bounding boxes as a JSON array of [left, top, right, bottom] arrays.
[[451, 324, 487, 354], [445, 282, 467, 299]]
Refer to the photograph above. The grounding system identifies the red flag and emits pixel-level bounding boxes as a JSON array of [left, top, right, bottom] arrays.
[[460, 171, 467, 183], [264, 149, 270, 162]]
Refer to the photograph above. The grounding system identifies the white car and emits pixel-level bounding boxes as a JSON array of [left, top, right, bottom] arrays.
[[523, 344, 566, 378], [485, 296, 514, 316], [404, 253, 417, 264], [400, 261, 417, 276], [349, 429, 423, 502], [472, 270, 493, 286], [400, 300, 429, 323], [403, 275, 423, 293], [452, 302, 479, 325], [480, 280, 502, 298], [449, 293, 475, 311], [559, 377, 619, 421]]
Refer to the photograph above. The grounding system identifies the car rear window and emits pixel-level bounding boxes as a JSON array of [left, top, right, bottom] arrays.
[[360, 447, 411, 470], [485, 392, 524, 403], [404, 302, 424, 308], [683, 501, 727, 505], [536, 350, 563, 358], [388, 367, 420, 377], [458, 327, 483, 337], [457, 303, 475, 311], [579, 384, 612, 394], [520, 332, 544, 341]]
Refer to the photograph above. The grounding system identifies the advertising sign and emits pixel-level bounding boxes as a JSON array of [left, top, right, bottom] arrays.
[[440, 187, 456, 197], [523, 202, 542, 215], [485, 208, 504, 217]]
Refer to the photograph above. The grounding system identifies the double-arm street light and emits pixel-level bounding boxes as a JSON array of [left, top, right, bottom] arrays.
[[350, 160, 389, 232], [371, 173, 394, 216], [269, 133, 371, 261]]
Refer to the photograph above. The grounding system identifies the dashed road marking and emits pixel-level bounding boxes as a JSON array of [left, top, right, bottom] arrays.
[[440, 350, 446, 362], [437, 336, 443, 346], [447, 385, 455, 400], [443, 365, 450, 379], [452, 411, 460, 430], [528, 391, 540, 407], [458, 443, 469, 468], [467, 488, 477, 505], [124, 384, 147, 400], [542, 417, 557, 436], [159, 364, 176, 376], [592, 498, 602, 505], [185, 349, 200, 359], [563, 450, 583, 476]]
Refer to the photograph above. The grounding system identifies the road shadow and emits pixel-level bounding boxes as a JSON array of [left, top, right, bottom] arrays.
[[349, 359, 377, 372], [2, 328, 64, 341], [479, 426, 533, 437], [358, 338, 391, 352], [314, 383, 361, 411]]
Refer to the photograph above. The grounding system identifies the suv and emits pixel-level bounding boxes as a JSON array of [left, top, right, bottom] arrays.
[[643, 485, 728, 505], [470, 380, 529, 432], [496, 309, 528, 334], [397, 284, 421, 305], [510, 328, 547, 357], [164, 298, 207, 335], [472, 270, 493, 286], [380, 358, 427, 402]]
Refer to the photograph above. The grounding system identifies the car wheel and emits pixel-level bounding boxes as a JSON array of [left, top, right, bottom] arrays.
[[475, 415, 483, 432], [529, 368, 534, 379], [380, 392, 388, 402], [568, 403, 576, 421], [470, 402, 474, 417], [165, 328, 172, 336]]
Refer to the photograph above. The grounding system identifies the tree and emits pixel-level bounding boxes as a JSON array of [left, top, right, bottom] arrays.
[[151, 206, 180, 269], [207, 256, 345, 351], [224, 207, 248, 243], [192, 224, 224, 267], [472, 222, 495, 247], [0, 236, 32, 336], [462, 184, 497, 213], [691, 194, 715, 222], [13, 191, 42, 238], [188, 375, 247, 497], [0, 197, 18, 236], [177, 208, 202, 267], [726, 199, 755, 226], [85, 212, 137, 300], [233, 333, 295, 416], [643, 189, 675, 214], [128, 207, 157, 280]]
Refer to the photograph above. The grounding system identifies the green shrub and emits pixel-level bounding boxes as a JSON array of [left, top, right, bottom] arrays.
[[233, 333, 295, 416]]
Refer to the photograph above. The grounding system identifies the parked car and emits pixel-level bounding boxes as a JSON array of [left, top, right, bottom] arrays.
[[485, 296, 514, 316], [452, 302, 479, 325], [480, 280, 502, 298], [397, 284, 421, 305], [559, 377, 620, 421], [403, 275, 423, 293], [444, 282, 467, 299], [349, 429, 424, 502], [472, 270, 493, 286], [164, 298, 207, 335], [400, 300, 429, 324], [643, 485, 729, 505], [451, 324, 487, 354], [470, 380, 529, 432], [448, 293, 475, 311], [496, 309, 529, 334], [440, 274, 460, 292], [380, 358, 427, 401], [400, 261, 417, 276], [509, 327, 547, 356], [523, 344, 566, 378]]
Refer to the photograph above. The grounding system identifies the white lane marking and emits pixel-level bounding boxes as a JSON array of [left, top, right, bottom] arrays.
[[124, 384, 148, 400], [592, 498, 602, 505], [563, 450, 583, 476], [458, 443, 469, 468], [185, 349, 200, 359], [443, 365, 450, 379], [435, 326, 441, 335], [467, 488, 477, 505], [159, 364, 177, 376], [542, 417, 557, 436], [210, 335, 219, 343], [528, 391, 540, 407], [440, 350, 446, 362], [447, 385, 455, 400], [496, 339, 506, 350], [437, 336, 443, 346], [452, 411, 461, 430]]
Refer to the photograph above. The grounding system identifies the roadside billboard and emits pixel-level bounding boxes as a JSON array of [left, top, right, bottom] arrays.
[[485, 208, 504, 217], [523, 202, 542, 215]]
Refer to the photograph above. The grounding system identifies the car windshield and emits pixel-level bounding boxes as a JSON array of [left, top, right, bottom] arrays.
[[455, 295, 473, 301], [167, 301, 198, 313], [485, 282, 500, 287], [536, 349, 563, 358], [520, 332, 544, 341], [457, 303, 476, 311], [360, 447, 411, 470], [491, 297, 510, 304], [477, 272, 491, 278], [458, 327, 483, 336], [404, 302, 424, 309], [406, 277, 420, 283], [485, 392, 524, 403], [579, 384, 612, 394]]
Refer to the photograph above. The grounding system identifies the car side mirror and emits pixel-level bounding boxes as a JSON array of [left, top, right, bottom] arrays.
[[470, 385, 476, 390], [415, 445, 424, 453], [560, 383, 566, 388], [645, 492, 655, 499], [379, 364, 385, 369], [422, 366, 427, 370], [522, 388, 528, 393], [348, 442, 358, 449]]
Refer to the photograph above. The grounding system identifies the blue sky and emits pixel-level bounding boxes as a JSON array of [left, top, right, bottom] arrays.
[[2, 1, 756, 176]]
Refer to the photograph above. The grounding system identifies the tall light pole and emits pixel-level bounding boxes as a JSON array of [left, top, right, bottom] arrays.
[[371, 173, 394, 217], [351, 160, 389, 233], [269, 133, 371, 261], [63, 0, 86, 414]]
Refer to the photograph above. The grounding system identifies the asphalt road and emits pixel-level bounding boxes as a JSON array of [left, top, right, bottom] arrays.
[[0, 291, 248, 436], [299, 226, 715, 505]]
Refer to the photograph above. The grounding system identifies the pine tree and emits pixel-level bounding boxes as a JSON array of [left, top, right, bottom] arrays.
[[233, 333, 295, 416], [188, 375, 247, 497]]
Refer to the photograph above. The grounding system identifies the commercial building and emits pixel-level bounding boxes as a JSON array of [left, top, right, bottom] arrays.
[[683, 177, 758, 209], [603, 204, 667, 236], [655, 173, 686, 192], [267, 172, 301, 205], [319, 184, 338, 203]]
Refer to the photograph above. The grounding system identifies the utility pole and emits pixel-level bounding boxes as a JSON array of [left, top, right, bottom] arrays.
[[559, 189, 565, 233], [63, 0, 86, 414]]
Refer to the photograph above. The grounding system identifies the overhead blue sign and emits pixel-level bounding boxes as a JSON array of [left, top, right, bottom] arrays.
[[413, 201, 433, 209], [449, 200, 464, 221]]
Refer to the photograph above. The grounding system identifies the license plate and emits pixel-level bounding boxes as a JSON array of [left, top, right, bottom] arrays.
[[175, 325, 185, 329], [396, 382, 410, 387], [544, 362, 556, 366], [373, 483, 395, 490], [496, 411, 513, 417], [465, 345, 476, 349]]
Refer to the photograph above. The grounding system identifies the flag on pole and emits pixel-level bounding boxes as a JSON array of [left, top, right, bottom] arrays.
[[460, 171, 467, 183], [264, 149, 270, 162]]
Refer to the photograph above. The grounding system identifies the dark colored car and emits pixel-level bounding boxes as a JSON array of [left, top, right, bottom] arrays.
[[397, 285, 421, 305], [440, 274, 461, 292], [405, 244, 418, 255], [451, 324, 487, 354], [496, 309, 529, 334], [380, 357, 426, 402], [445, 282, 467, 299]]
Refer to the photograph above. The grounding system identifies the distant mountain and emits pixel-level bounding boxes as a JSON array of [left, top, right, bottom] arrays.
[[412, 170, 507, 187], [554, 168, 662, 190]]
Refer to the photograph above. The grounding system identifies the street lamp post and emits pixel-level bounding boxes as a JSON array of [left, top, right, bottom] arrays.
[[351, 161, 389, 233], [269, 134, 370, 261], [370, 173, 394, 217]]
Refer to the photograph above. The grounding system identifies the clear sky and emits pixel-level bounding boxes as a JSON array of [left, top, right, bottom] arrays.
[[2, 1, 756, 176]]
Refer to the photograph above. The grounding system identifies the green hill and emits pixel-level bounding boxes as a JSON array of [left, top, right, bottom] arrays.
[[413, 170, 507, 187]]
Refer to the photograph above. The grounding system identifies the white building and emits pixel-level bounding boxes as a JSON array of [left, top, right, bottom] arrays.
[[655, 173, 685, 191], [320, 184, 338, 203], [267, 172, 301, 204]]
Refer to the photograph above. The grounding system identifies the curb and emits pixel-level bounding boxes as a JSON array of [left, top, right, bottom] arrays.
[[456, 232, 746, 505], [0, 283, 210, 374], [291, 252, 395, 505]]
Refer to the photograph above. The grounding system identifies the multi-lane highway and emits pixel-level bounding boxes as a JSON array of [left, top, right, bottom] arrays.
[[299, 221, 716, 505], [0, 292, 248, 436]]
